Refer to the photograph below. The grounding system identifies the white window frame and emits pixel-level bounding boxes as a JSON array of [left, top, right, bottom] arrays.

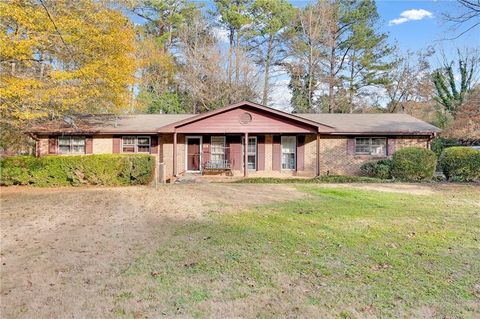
[[121, 136, 151, 154], [210, 136, 226, 166], [242, 136, 257, 171], [58, 136, 85, 154], [355, 137, 386, 156], [281, 136, 296, 170]]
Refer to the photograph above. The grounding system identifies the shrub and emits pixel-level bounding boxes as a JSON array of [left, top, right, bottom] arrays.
[[0, 154, 155, 186], [431, 137, 463, 157], [438, 147, 480, 181], [360, 159, 392, 179], [235, 175, 391, 184], [391, 147, 437, 182]]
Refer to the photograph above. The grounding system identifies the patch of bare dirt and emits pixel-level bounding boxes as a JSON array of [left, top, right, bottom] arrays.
[[0, 184, 303, 319]]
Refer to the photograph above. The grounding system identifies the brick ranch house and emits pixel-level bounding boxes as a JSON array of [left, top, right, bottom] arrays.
[[28, 101, 440, 181]]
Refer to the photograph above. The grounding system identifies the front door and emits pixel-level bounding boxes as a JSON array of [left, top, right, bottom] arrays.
[[186, 137, 201, 171]]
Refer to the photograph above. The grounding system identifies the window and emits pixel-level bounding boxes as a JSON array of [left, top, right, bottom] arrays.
[[242, 136, 257, 170], [122, 136, 151, 153], [281, 136, 296, 170], [58, 136, 85, 154], [355, 137, 386, 156], [210, 136, 226, 167]]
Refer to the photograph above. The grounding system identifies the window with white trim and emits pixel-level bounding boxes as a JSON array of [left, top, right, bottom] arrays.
[[122, 136, 151, 153], [281, 136, 296, 170], [355, 137, 386, 156], [210, 136, 226, 166], [58, 136, 85, 154]]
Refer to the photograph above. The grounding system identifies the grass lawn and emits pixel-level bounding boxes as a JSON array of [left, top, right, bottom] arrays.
[[120, 185, 480, 318]]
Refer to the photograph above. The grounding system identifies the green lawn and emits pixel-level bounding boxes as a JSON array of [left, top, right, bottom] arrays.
[[121, 186, 480, 318]]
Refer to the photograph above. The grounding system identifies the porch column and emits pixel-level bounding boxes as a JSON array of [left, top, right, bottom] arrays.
[[173, 131, 177, 177], [244, 132, 248, 177]]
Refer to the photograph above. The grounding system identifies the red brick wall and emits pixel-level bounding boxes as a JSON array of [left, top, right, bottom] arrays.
[[319, 135, 430, 175]]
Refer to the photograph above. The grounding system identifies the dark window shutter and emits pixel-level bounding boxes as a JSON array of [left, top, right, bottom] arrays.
[[272, 135, 281, 171], [150, 136, 158, 154], [228, 136, 242, 170], [48, 137, 57, 154], [202, 135, 211, 167], [257, 135, 265, 171], [347, 138, 355, 155], [85, 137, 93, 154], [296, 135, 305, 171], [387, 137, 396, 156], [113, 137, 121, 153]]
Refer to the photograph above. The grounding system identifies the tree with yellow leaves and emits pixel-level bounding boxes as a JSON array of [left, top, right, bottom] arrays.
[[0, 0, 136, 151]]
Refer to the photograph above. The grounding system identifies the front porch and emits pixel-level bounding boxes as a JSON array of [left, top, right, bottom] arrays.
[[161, 133, 319, 181], [181, 134, 262, 177], [156, 102, 326, 181]]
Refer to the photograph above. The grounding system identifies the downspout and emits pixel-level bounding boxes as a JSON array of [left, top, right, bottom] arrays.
[[157, 134, 161, 186], [316, 133, 320, 177], [173, 130, 178, 178], [244, 132, 248, 177]]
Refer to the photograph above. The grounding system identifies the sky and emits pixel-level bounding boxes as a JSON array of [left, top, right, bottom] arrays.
[[130, 1, 480, 109]]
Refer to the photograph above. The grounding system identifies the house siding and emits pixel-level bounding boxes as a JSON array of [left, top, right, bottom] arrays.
[[37, 136, 49, 156], [92, 136, 113, 154]]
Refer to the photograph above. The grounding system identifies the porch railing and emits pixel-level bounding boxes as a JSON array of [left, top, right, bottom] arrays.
[[203, 159, 231, 170]]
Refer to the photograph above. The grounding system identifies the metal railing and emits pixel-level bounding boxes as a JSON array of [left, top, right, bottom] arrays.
[[204, 159, 231, 170]]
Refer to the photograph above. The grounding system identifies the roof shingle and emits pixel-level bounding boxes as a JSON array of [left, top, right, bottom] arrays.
[[28, 109, 440, 135]]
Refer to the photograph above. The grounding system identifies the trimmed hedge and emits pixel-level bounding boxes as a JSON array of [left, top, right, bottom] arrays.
[[360, 159, 392, 179], [439, 147, 480, 181], [391, 147, 437, 182], [0, 154, 155, 186], [236, 175, 391, 184]]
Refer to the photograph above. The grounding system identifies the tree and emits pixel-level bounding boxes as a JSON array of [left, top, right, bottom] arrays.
[[283, 1, 332, 112], [342, 0, 394, 113], [286, 64, 314, 113], [432, 51, 478, 117], [0, 0, 136, 151], [213, 0, 253, 91], [128, 0, 198, 113], [176, 9, 258, 112], [247, 0, 295, 106], [284, 0, 392, 113], [386, 49, 435, 113], [443, 87, 480, 140], [443, 0, 480, 38]]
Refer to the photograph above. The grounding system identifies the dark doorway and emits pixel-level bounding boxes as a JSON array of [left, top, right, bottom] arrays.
[[186, 137, 201, 171]]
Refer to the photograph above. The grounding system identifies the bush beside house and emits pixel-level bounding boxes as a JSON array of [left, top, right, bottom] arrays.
[[360, 159, 393, 179], [391, 147, 437, 182], [0, 154, 155, 186], [439, 147, 480, 181]]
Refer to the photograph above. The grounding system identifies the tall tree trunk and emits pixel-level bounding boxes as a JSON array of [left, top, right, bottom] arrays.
[[262, 35, 273, 106], [235, 32, 240, 86], [348, 51, 355, 113], [307, 41, 314, 112], [227, 28, 234, 88], [328, 46, 336, 113]]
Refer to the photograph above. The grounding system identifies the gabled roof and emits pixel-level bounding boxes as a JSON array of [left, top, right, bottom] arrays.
[[27, 101, 440, 135], [157, 101, 333, 133]]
